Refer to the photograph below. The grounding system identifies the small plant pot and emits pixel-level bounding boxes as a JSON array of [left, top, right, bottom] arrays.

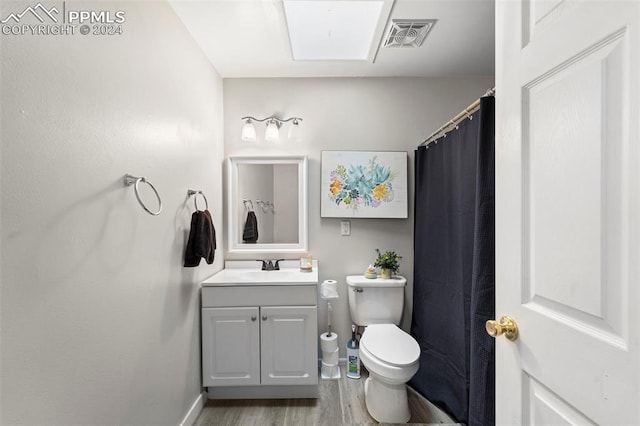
[[380, 269, 392, 279]]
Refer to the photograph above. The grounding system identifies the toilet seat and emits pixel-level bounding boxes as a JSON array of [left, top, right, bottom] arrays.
[[360, 324, 420, 367]]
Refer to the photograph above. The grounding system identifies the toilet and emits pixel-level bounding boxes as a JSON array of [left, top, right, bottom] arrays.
[[346, 275, 420, 423]]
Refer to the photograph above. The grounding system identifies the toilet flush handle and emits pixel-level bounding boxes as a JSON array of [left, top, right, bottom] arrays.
[[353, 288, 363, 293]]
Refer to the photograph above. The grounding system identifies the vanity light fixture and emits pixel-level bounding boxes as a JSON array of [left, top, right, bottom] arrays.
[[241, 116, 303, 142]]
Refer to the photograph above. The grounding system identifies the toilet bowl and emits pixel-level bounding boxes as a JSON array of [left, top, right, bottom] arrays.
[[359, 324, 420, 423]]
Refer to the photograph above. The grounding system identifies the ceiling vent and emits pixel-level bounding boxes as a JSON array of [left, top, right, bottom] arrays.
[[383, 19, 436, 48]]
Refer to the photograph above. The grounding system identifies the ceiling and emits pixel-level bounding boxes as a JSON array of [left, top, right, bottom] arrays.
[[168, 0, 495, 78]]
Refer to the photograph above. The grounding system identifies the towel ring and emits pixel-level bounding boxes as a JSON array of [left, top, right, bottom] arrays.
[[124, 174, 162, 216], [187, 189, 209, 211]]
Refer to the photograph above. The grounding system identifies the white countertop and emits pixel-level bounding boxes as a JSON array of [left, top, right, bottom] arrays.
[[202, 260, 318, 286]]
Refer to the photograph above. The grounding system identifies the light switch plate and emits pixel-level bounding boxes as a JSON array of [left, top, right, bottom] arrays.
[[341, 220, 351, 236]]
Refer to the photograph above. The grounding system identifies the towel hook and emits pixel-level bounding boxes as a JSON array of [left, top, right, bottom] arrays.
[[256, 199, 269, 213], [124, 174, 162, 216], [243, 199, 254, 211], [187, 189, 208, 211]]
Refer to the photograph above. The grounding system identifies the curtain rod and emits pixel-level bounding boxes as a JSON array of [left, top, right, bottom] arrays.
[[419, 87, 495, 146]]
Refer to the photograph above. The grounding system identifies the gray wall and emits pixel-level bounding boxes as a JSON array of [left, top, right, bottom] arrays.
[[273, 165, 299, 243], [0, 1, 224, 424], [223, 77, 494, 354]]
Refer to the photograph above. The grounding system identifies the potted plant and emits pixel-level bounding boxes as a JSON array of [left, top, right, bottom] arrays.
[[374, 249, 402, 279]]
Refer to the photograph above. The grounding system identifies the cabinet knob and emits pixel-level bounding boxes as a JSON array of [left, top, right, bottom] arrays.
[[262, 315, 268, 321], [251, 315, 257, 321]]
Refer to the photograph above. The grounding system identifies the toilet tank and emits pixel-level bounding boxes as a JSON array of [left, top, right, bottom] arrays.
[[346, 275, 407, 326]]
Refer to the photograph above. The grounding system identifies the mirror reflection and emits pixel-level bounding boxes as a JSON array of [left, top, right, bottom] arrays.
[[227, 156, 308, 254], [237, 163, 299, 244]]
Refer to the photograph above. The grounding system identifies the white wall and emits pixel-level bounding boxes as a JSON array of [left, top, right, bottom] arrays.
[[0, 1, 223, 424], [224, 77, 494, 354]]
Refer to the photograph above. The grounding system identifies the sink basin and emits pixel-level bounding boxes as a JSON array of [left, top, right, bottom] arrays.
[[202, 260, 318, 286]]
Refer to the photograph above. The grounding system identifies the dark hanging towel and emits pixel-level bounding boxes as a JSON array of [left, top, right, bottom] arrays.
[[184, 210, 216, 267], [410, 96, 495, 426], [242, 211, 258, 243], [203, 210, 216, 264]]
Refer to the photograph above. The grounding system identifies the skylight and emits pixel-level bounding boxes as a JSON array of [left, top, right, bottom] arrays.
[[283, 0, 387, 61]]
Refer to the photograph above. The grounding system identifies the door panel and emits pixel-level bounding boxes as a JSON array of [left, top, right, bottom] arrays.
[[524, 375, 597, 426], [523, 0, 575, 47], [523, 29, 627, 339], [496, 1, 639, 424]]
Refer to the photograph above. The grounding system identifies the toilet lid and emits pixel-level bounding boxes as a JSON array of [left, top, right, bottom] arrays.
[[360, 324, 420, 367]]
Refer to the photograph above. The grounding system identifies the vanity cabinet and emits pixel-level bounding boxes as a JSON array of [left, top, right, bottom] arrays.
[[201, 283, 318, 399]]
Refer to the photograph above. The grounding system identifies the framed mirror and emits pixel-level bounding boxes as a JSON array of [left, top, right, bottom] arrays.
[[227, 155, 308, 253]]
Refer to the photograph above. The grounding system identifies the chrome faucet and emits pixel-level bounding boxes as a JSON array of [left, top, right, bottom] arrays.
[[258, 259, 284, 271], [260, 260, 274, 271]]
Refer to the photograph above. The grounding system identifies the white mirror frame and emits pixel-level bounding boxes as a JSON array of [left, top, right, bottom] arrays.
[[227, 155, 308, 254]]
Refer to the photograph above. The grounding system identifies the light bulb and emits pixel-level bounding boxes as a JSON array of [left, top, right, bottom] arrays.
[[265, 120, 280, 143], [241, 120, 256, 142]]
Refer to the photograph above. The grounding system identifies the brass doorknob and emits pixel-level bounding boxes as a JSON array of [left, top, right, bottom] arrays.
[[486, 316, 518, 341]]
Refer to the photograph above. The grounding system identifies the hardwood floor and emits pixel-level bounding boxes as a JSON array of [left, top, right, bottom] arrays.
[[194, 366, 458, 425]]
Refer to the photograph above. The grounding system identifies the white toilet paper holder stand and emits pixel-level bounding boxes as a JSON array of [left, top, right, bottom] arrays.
[[320, 279, 340, 379], [320, 279, 339, 336]]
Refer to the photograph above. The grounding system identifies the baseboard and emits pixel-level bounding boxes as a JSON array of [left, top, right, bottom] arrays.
[[178, 392, 207, 426], [207, 384, 319, 399]]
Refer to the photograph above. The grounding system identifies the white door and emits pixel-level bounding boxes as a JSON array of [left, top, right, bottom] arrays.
[[260, 306, 318, 385], [202, 307, 260, 386], [495, 1, 640, 424]]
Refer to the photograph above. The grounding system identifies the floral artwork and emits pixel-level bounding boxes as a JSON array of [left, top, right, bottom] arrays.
[[321, 151, 408, 218], [328, 157, 395, 211]]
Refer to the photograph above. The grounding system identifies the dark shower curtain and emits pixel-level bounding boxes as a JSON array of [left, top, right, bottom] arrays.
[[410, 96, 495, 426]]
